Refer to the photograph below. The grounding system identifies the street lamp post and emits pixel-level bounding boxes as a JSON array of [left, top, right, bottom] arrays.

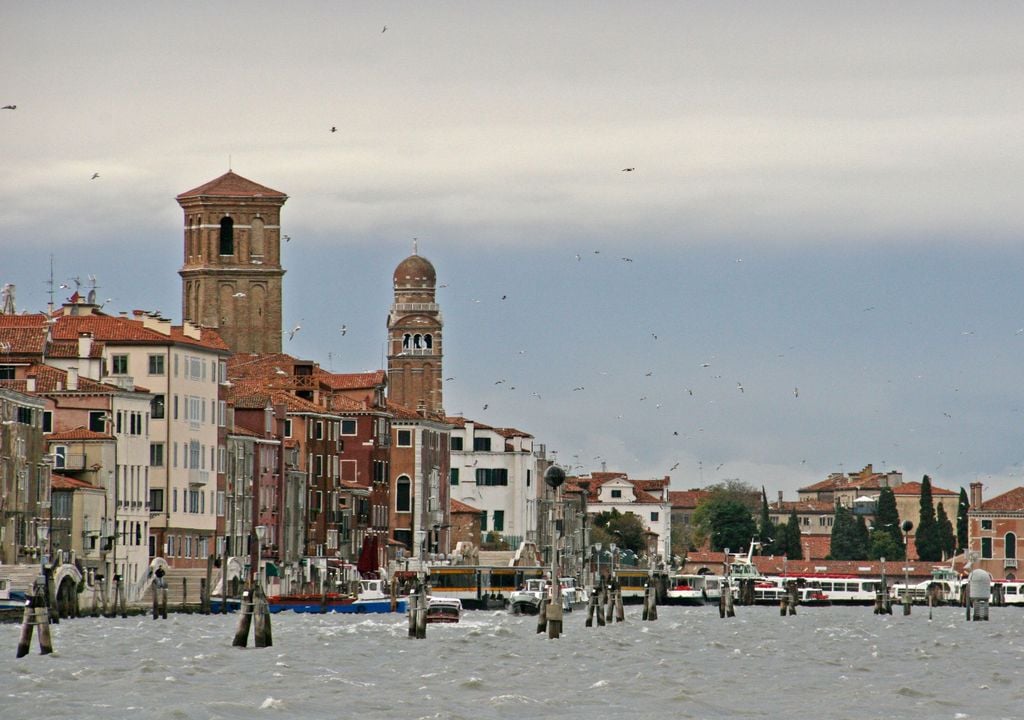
[[254, 525, 267, 589]]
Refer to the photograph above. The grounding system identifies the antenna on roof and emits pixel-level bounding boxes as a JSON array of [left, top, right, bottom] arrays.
[[412, 237, 418, 255], [0, 283, 14, 315], [228, 153, 232, 171], [46, 254, 54, 316]]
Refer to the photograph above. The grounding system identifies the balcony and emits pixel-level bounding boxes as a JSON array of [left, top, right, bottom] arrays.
[[188, 469, 210, 486], [394, 302, 440, 313], [53, 454, 87, 471], [1005, 558, 1018, 569]]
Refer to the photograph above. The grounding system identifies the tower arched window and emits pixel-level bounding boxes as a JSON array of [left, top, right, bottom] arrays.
[[396, 476, 411, 512], [424, 334, 432, 350], [402, 333, 411, 350], [219, 217, 234, 256], [413, 334, 422, 349], [1007, 532, 1017, 559]]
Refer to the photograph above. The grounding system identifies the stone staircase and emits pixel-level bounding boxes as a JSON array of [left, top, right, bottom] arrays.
[[478, 551, 515, 567]]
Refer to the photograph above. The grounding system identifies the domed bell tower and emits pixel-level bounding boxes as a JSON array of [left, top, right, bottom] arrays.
[[177, 171, 288, 354], [387, 248, 443, 414]]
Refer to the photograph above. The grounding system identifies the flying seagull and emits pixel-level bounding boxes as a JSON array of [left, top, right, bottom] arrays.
[[622, 167, 635, 172], [91, 173, 100, 180], [232, 292, 246, 298], [1, 105, 15, 110], [382, 25, 387, 32], [331, 126, 337, 133], [283, 234, 291, 242], [339, 325, 347, 335], [288, 324, 302, 341]]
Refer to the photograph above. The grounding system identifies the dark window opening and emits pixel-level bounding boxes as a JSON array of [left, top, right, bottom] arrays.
[[219, 217, 234, 255]]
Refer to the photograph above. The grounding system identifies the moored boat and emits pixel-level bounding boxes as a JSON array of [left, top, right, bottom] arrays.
[[666, 573, 709, 605], [508, 578, 547, 615], [425, 596, 462, 623]]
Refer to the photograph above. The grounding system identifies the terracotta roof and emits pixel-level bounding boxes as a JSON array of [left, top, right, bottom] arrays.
[[226, 381, 331, 415], [450, 499, 480, 514], [669, 489, 709, 509], [979, 487, 1024, 512], [315, 369, 386, 391], [176, 171, 286, 200], [26, 364, 111, 393], [573, 472, 669, 504], [891, 481, 958, 497], [228, 424, 263, 439], [51, 474, 97, 490], [47, 427, 112, 441]]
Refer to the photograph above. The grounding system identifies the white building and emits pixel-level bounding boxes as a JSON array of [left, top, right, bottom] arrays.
[[579, 472, 672, 562], [446, 417, 540, 549]]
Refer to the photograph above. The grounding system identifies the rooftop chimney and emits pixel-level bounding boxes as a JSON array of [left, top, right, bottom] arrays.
[[67, 367, 79, 391], [970, 481, 983, 509], [78, 332, 93, 359]]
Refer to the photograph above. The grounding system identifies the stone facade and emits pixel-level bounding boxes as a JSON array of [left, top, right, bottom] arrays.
[[177, 171, 288, 355]]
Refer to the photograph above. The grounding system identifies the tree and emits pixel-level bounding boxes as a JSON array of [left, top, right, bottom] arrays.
[[956, 487, 970, 552], [936, 502, 956, 560], [757, 487, 777, 554], [692, 481, 759, 552], [868, 529, 903, 560], [916, 475, 941, 561], [785, 510, 803, 560], [874, 486, 905, 560], [856, 516, 871, 558], [830, 503, 865, 560], [590, 509, 646, 554], [694, 500, 756, 554]]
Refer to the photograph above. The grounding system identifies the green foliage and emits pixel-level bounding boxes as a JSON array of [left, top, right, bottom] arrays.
[[936, 502, 956, 560], [956, 487, 970, 552], [758, 487, 777, 554], [591, 508, 646, 554], [916, 475, 942, 561], [694, 496, 757, 553], [829, 503, 867, 560], [874, 486, 905, 560], [868, 529, 903, 560], [785, 510, 803, 560]]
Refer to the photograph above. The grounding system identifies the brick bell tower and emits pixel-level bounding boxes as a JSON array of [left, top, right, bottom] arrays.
[[387, 246, 443, 414], [177, 171, 288, 353]]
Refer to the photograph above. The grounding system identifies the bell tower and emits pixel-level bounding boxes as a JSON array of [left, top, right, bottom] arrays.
[[387, 248, 443, 414], [177, 171, 288, 354]]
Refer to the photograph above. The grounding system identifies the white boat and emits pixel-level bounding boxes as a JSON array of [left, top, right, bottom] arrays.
[[666, 573, 710, 605], [890, 564, 962, 605], [558, 577, 588, 610], [425, 596, 462, 623], [777, 574, 879, 605], [508, 578, 547, 615]]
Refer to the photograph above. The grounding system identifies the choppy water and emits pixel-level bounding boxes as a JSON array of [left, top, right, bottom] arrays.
[[2, 605, 1022, 720]]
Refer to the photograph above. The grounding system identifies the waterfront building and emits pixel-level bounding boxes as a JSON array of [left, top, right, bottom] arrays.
[[573, 471, 672, 562], [0, 386, 48, 565], [967, 482, 1024, 580], [446, 416, 540, 552]]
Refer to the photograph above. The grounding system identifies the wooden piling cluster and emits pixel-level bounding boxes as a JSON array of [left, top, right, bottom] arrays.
[[16, 584, 54, 658], [232, 585, 273, 648], [719, 581, 735, 618], [151, 568, 168, 620], [779, 580, 797, 616], [641, 582, 658, 621], [407, 579, 428, 639]]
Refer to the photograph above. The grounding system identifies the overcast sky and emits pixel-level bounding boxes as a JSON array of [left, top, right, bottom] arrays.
[[3, 2, 1024, 501]]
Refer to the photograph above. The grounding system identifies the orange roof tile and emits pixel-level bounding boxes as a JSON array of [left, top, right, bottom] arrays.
[[669, 489, 709, 509], [450, 499, 480, 513], [47, 427, 112, 441], [891, 481, 958, 497], [979, 487, 1024, 512], [52, 474, 97, 490], [177, 171, 286, 200]]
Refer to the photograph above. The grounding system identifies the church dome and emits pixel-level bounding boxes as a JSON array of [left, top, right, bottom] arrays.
[[393, 254, 436, 289]]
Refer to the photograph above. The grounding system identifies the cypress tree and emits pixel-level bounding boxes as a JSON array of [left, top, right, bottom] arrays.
[[758, 486, 776, 554], [936, 502, 956, 560], [786, 510, 803, 560], [956, 487, 970, 552], [830, 503, 862, 560], [916, 475, 940, 561], [856, 516, 870, 560], [875, 486, 905, 560]]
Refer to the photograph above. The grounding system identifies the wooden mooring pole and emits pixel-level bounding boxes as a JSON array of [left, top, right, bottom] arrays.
[[253, 585, 273, 647], [152, 568, 168, 620], [232, 590, 254, 648], [16, 585, 54, 658]]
